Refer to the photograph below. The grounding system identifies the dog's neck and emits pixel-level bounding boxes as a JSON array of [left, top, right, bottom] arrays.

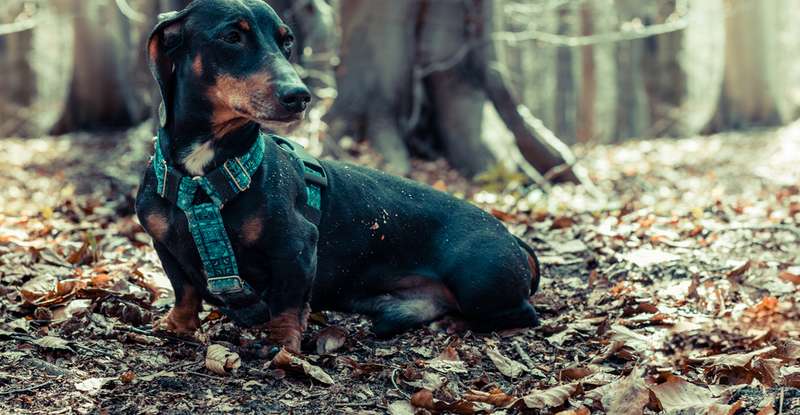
[[166, 88, 261, 176]]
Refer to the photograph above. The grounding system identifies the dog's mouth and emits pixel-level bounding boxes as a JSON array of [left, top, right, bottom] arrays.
[[246, 99, 305, 124]]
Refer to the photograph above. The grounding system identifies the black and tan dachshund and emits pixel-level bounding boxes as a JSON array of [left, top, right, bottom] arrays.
[[136, 0, 540, 352]]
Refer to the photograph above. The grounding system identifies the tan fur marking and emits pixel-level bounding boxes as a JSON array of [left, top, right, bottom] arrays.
[[148, 38, 159, 65], [278, 26, 288, 37], [192, 54, 203, 76], [206, 73, 275, 138], [240, 216, 263, 245], [238, 20, 251, 31], [145, 213, 170, 241], [527, 254, 540, 293], [267, 307, 306, 352], [155, 284, 202, 336]]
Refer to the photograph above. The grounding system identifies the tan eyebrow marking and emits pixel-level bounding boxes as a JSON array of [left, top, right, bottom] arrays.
[[278, 26, 288, 37], [238, 20, 250, 31]]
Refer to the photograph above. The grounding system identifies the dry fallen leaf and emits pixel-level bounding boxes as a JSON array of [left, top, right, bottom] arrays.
[[778, 269, 800, 285], [622, 248, 680, 268], [555, 407, 591, 415], [315, 326, 347, 355], [520, 382, 579, 409], [410, 389, 479, 414], [650, 375, 717, 412], [387, 400, 416, 415], [75, 377, 113, 395], [426, 346, 467, 374], [463, 387, 516, 407], [32, 336, 74, 352], [693, 345, 776, 368], [271, 348, 334, 385], [486, 347, 527, 378], [600, 367, 650, 415], [205, 344, 241, 375]]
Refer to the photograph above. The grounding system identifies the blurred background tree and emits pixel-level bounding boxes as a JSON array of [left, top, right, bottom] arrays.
[[1, 0, 799, 183]]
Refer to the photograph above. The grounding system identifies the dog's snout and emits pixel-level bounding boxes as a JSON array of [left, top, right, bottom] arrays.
[[278, 85, 311, 113]]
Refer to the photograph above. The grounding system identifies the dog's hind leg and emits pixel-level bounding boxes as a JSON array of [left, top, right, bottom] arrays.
[[352, 277, 457, 337]]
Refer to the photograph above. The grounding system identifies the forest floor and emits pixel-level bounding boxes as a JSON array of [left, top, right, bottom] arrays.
[[0, 122, 799, 415]]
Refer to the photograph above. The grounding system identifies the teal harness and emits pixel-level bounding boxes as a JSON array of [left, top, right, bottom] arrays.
[[152, 129, 327, 325]]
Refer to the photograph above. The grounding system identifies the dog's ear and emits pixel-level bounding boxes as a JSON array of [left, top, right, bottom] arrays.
[[147, 9, 191, 128]]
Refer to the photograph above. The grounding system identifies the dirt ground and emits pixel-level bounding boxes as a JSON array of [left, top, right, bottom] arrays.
[[0, 123, 799, 414]]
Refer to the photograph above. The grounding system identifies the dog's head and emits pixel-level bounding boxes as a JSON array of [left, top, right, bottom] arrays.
[[147, 0, 310, 137]]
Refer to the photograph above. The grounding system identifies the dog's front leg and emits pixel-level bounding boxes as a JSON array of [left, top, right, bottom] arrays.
[[152, 241, 203, 336], [263, 241, 317, 353]]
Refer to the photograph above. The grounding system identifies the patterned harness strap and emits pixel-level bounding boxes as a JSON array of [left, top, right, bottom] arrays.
[[152, 129, 326, 326]]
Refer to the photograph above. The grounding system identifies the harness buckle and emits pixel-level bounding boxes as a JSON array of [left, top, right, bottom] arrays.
[[160, 159, 168, 197], [207, 275, 246, 295], [223, 157, 250, 192]]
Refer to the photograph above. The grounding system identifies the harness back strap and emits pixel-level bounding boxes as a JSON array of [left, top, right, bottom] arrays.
[[152, 130, 326, 326]]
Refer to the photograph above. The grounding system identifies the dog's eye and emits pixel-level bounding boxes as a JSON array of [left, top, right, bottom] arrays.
[[222, 30, 242, 44]]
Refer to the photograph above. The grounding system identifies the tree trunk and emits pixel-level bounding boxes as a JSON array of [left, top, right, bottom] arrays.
[[417, 0, 498, 176], [325, 0, 418, 175], [478, 0, 579, 183], [709, 0, 792, 130], [327, 0, 580, 182], [613, 0, 650, 140], [672, 0, 725, 136], [0, 3, 36, 136], [51, 0, 146, 134]]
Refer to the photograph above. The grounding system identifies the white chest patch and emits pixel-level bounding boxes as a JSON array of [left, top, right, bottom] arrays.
[[182, 141, 215, 176]]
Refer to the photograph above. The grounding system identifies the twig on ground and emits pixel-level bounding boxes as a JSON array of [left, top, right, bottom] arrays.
[[0, 381, 52, 396], [390, 368, 410, 399], [116, 325, 203, 347]]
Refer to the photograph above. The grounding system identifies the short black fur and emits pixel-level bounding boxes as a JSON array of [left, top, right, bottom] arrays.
[[136, 0, 540, 348]]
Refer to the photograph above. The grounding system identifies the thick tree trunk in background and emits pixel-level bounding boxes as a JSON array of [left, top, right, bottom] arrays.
[[614, 0, 650, 140], [328, 0, 580, 182], [0, 4, 36, 136], [554, 5, 578, 144], [51, 0, 146, 134], [479, 0, 579, 183], [419, 0, 498, 176], [587, 0, 618, 143], [640, 1, 684, 136], [500, 2, 558, 140], [326, 0, 418, 175], [709, 0, 792, 130], [672, 0, 725, 136]]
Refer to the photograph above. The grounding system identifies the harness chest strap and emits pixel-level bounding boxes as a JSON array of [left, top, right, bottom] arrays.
[[152, 130, 327, 325]]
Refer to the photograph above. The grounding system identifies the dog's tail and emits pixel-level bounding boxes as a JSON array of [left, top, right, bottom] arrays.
[[514, 235, 541, 294]]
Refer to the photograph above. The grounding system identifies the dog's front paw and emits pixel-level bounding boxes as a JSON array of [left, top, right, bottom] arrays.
[[154, 308, 201, 337], [266, 307, 308, 354]]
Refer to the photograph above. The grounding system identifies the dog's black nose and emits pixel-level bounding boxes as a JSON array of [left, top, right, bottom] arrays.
[[279, 85, 311, 113]]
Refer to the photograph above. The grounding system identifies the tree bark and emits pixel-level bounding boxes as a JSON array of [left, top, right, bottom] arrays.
[[0, 3, 36, 136], [325, 0, 418, 175], [709, 0, 792, 130], [478, 0, 579, 183], [51, 0, 146, 134], [613, 0, 650, 140]]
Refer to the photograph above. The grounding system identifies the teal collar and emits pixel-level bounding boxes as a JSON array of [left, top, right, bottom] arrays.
[[153, 129, 269, 325]]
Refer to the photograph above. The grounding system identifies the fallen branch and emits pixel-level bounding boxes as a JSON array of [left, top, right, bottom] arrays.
[[493, 16, 689, 47], [0, 18, 36, 37]]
